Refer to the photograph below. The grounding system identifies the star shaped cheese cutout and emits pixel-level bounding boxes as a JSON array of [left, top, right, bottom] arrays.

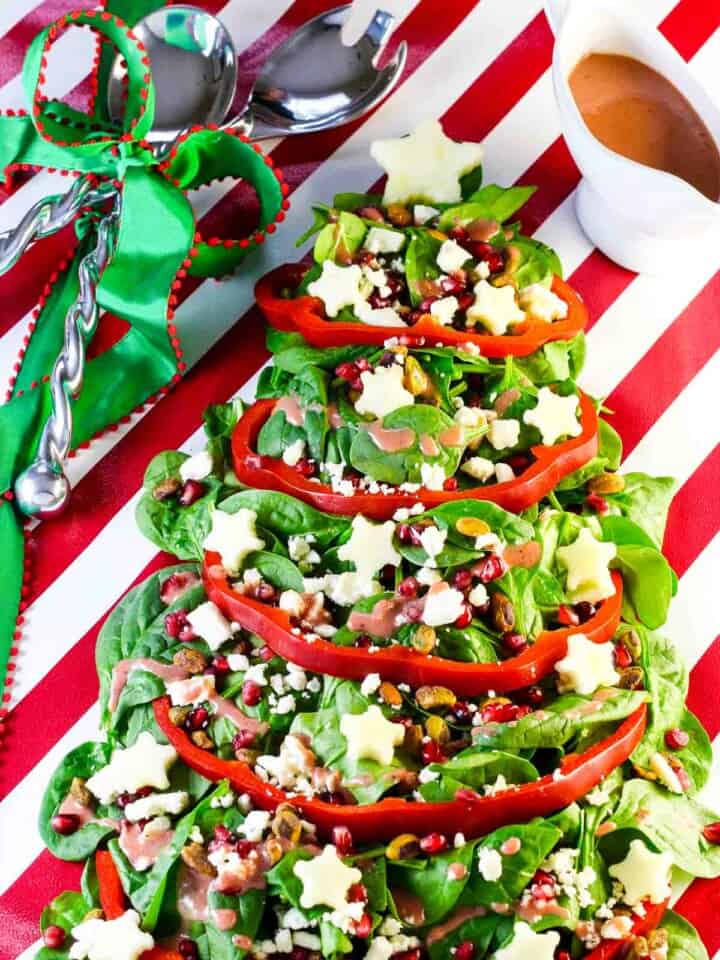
[[294, 845, 362, 912], [203, 507, 265, 575], [307, 261, 365, 318], [556, 527, 617, 604], [340, 705, 405, 765], [555, 633, 619, 695], [467, 280, 525, 336], [86, 732, 177, 805], [370, 119, 484, 205], [70, 910, 154, 960], [355, 363, 414, 419], [523, 387, 582, 446], [608, 839, 673, 906], [494, 922, 560, 960], [338, 515, 401, 581]]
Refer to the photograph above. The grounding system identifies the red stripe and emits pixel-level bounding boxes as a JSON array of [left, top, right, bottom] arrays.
[[675, 878, 720, 956], [687, 635, 720, 740], [0, 0, 86, 90], [663, 444, 720, 578]]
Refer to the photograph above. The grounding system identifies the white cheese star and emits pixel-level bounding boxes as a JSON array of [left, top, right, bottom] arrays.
[[430, 295, 459, 326], [488, 418, 521, 451], [340, 705, 405, 765], [338, 515, 401, 582], [123, 790, 189, 823], [355, 364, 414, 419], [86, 732, 177, 805], [518, 283, 568, 323], [69, 910, 154, 960], [556, 527, 617, 603], [466, 280, 525, 335], [307, 260, 366, 318], [608, 839, 673, 906], [294, 845, 362, 912], [555, 633, 620, 696], [370, 119, 484, 205], [494, 922, 559, 960], [523, 387, 582, 446], [203, 507, 265, 576]]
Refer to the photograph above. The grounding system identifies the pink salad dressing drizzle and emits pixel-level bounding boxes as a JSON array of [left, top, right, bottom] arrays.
[[515, 899, 570, 924], [327, 402, 345, 429], [119, 821, 174, 872], [419, 434, 440, 457], [438, 424, 465, 447], [109, 658, 188, 712], [211, 908, 238, 931], [425, 906, 487, 945], [179, 864, 212, 922], [392, 889, 427, 927], [363, 420, 415, 452], [274, 395, 305, 427], [347, 594, 427, 639], [503, 540, 542, 569], [500, 837, 522, 856]]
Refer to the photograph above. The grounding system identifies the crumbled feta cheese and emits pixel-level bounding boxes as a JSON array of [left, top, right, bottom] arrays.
[[239, 809, 271, 841], [493, 922, 560, 960], [279, 907, 314, 931], [600, 916, 634, 940], [123, 791, 188, 823], [461, 456, 495, 482], [430, 295, 459, 326], [417, 566, 442, 586], [454, 832, 466, 848], [422, 582, 465, 627], [179, 449, 213, 483], [279, 590, 304, 617], [166, 674, 216, 707], [477, 846, 503, 882], [227, 653, 250, 672], [418, 524, 447, 567], [203, 507, 265, 576], [282, 439, 306, 466], [468, 583, 488, 607], [364, 935, 421, 960], [338, 515, 401, 582], [555, 634, 619, 695], [361, 673, 382, 697], [586, 785, 612, 806], [340, 705, 405, 765], [420, 462, 446, 491], [86, 732, 176, 805], [256, 734, 313, 790], [69, 910, 154, 960], [523, 387, 581, 446], [608, 840, 672, 906], [437, 239, 470, 274], [307, 261, 365, 318], [495, 463, 515, 484], [305, 572, 380, 607], [518, 283, 568, 323], [467, 280, 525, 335], [293, 933, 322, 950], [413, 204, 439, 225], [364, 226, 406, 255], [488, 418, 521, 451], [186, 601, 233, 652], [556, 527, 617, 603], [286, 665, 308, 692], [276, 694, 297, 715], [474, 260, 491, 280], [455, 405, 489, 428], [379, 918, 403, 937], [293, 845, 362, 913], [355, 363, 414, 419], [418, 767, 440, 784]]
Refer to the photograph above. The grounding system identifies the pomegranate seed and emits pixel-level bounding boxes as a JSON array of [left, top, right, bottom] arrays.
[[232, 729, 256, 751], [235, 839, 257, 857], [212, 655, 230, 675], [369, 291, 392, 308], [397, 523, 419, 544], [420, 832, 448, 854], [160, 570, 200, 604], [43, 925, 66, 949], [503, 632, 527, 655], [405, 602, 424, 623], [295, 458, 316, 477], [256, 582, 276, 603], [443, 477, 459, 491], [506, 453, 531, 473], [290, 949, 311, 960], [556, 604, 579, 627], [531, 869, 556, 899], [380, 563, 398, 586], [178, 622, 197, 642], [524, 685, 544, 707], [473, 554, 506, 584], [331, 825, 354, 855], [355, 357, 371, 372], [450, 225, 469, 241], [457, 292, 474, 311], [665, 728, 690, 750], [178, 937, 199, 960], [702, 822, 720, 844], [259, 645, 274, 662], [586, 492, 609, 514], [574, 601, 596, 623], [178, 479, 205, 506], [379, 350, 396, 367], [354, 914, 372, 938], [455, 942, 476, 960], [397, 576, 419, 598], [452, 568, 473, 591], [440, 274, 466, 295], [455, 788, 481, 802], [480, 701, 529, 723], [454, 604, 473, 628], [355, 634, 373, 648], [335, 362, 358, 381], [420, 296, 439, 312], [422, 739, 446, 765], [556, 951, 572, 960], [613, 643, 633, 668], [451, 700, 472, 724], [186, 706, 209, 730], [214, 824, 232, 843], [394, 952, 421, 960], [348, 882, 368, 902], [164, 609, 188, 638], [242, 680, 263, 706], [51, 814, 79, 835]]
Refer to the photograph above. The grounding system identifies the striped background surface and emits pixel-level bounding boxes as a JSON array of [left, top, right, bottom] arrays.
[[0, 1, 719, 958]]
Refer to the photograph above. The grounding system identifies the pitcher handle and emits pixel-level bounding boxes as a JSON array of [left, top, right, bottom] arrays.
[[544, 0, 570, 34]]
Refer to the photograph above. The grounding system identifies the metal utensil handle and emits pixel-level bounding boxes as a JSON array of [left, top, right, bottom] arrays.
[[0, 176, 117, 277], [13, 196, 121, 519]]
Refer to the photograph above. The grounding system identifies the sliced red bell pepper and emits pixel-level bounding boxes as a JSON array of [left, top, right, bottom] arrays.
[[154, 696, 646, 844], [204, 556, 622, 695], [584, 899, 669, 960], [95, 850, 182, 959], [231, 392, 598, 520], [255, 264, 588, 356]]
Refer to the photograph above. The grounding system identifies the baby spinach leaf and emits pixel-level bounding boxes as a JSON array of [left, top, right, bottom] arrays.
[[332, 191, 384, 211], [512, 235, 563, 285], [427, 913, 511, 960], [612, 543, 674, 629], [296, 204, 332, 247], [40, 890, 93, 943], [313, 211, 366, 263], [388, 841, 476, 924], [256, 409, 307, 460], [205, 889, 265, 959], [405, 232, 442, 305], [245, 550, 304, 592], [515, 334, 586, 384], [555, 418, 623, 492], [437, 185, 536, 231], [664, 910, 710, 960], [219, 490, 349, 548], [464, 820, 562, 906], [419, 750, 538, 802], [459, 164, 485, 200], [434, 624, 498, 663], [605, 472, 676, 548]]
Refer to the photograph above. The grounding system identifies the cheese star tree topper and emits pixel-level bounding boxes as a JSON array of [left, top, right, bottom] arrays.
[[556, 526, 617, 603], [370, 119, 484, 205]]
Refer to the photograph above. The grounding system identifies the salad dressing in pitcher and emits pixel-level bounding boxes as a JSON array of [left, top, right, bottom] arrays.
[[569, 53, 720, 200]]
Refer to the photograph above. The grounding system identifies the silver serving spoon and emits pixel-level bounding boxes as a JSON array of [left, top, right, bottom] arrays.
[[106, 4, 407, 141]]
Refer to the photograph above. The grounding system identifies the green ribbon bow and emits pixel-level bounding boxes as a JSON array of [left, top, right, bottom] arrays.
[[0, 2, 285, 708]]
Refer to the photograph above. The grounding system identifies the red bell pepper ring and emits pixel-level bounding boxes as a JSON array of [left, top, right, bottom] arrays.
[[203, 556, 622, 695], [584, 900, 669, 960], [255, 264, 588, 356], [231, 392, 598, 521], [95, 850, 182, 960], [154, 696, 646, 844]]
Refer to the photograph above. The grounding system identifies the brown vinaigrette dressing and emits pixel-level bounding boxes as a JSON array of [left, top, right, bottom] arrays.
[[569, 53, 720, 200]]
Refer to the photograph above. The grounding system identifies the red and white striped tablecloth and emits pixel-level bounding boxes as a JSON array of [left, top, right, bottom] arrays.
[[0, 1, 718, 958]]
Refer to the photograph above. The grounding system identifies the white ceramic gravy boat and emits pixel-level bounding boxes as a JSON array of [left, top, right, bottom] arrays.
[[545, 0, 720, 273]]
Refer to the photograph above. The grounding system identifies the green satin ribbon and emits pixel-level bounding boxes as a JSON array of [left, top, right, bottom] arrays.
[[0, 3, 284, 704]]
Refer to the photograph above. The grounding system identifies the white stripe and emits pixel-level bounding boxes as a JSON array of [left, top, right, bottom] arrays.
[[0, 0, 45, 38], [665, 534, 720, 670], [0, 28, 94, 107]]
